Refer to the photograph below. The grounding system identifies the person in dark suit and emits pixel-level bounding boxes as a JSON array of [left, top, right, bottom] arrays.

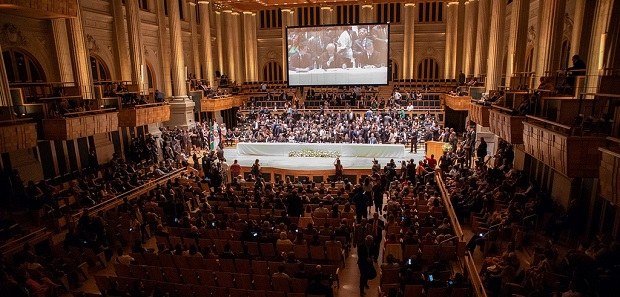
[[369, 213, 384, 262], [355, 40, 385, 68], [476, 137, 488, 165], [321, 43, 350, 69], [357, 235, 377, 295], [290, 42, 312, 72]]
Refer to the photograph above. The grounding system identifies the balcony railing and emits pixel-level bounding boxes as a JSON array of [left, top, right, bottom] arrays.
[[42, 109, 118, 141], [440, 94, 471, 111], [118, 103, 170, 127], [0, 119, 38, 153], [469, 100, 490, 126], [523, 115, 606, 178], [489, 106, 525, 144]]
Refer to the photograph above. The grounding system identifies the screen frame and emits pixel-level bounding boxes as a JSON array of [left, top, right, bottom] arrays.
[[285, 22, 391, 87]]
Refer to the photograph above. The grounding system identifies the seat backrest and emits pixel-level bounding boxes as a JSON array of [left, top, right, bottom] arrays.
[[404, 284, 424, 297]]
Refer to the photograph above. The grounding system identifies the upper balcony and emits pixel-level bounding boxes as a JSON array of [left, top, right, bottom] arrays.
[[440, 94, 471, 111], [0, 0, 78, 18], [118, 103, 170, 127], [42, 109, 118, 141], [489, 106, 525, 144], [0, 119, 37, 153], [200, 95, 247, 112], [468, 100, 490, 127], [523, 116, 607, 178]]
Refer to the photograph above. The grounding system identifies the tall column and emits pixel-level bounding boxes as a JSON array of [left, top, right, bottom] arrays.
[[571, 0, 587, 56], [361, 4, 374, 23], [51, 19, 75, 83], [232, 12, 244, 83], [485, 0, 506, 91], [126, 0, 145, 93], [67, 6, 94, 99], [535, 0, 567, 78], [320, 6, 333, 25], [462, 0, 478, 77], [0, 43, 11, 107], [473, 0, 490, 77], [215, 11, 224, 78], [110, 0, 131, 81], [281, 9, 293, 81], [445, 2, 459, 79], [505, 0, 530, 87], [156, 0, 172, 96], [455, 0, 466, 77], [166, 0, 195, 128], [244, 12, 258, 82], [199, 1, 214, 86], [222, 11, 237, 81], [402, 3, 417, 79], [168, 0, 187, 97], [188, 1, 201, 79], [585, 0, 615, 96]]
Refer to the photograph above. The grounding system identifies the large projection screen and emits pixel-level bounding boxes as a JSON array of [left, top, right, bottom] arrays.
[[286, 24, 389, 86]]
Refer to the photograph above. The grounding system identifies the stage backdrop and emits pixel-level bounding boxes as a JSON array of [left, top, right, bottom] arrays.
[[286, 23, 389, 86]]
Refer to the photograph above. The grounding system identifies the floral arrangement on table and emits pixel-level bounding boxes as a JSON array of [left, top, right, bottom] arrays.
[[288, 149, 341, 158], [442, 143, 454, 152]]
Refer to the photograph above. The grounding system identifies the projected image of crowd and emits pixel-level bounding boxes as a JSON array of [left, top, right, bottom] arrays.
[[287, 25, 389, 72]]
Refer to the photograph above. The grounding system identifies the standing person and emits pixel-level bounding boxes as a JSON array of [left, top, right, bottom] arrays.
[[476, 137, 488, 165], [352, 186, 368, 223], [334, 157, 344, 181], [369, 213, 384, 262], [363, 177, 373, 215], [372, 181, 384, 215], [220, 158, 229, 184], [230, 160, 241, 180], [410, 130, 418, 153], [251, 159, 261, 179], [357, 235, 377, 295]]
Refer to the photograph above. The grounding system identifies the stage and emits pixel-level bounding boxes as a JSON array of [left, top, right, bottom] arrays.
[[223, 143, 426, 170]]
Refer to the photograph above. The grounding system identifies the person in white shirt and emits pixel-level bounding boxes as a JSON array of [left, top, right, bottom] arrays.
[[220, 158, 229, 184]]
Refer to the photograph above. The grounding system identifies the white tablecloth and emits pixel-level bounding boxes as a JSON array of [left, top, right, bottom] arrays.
[[288, 67, 387, 85], [236, 143, 404, 158]]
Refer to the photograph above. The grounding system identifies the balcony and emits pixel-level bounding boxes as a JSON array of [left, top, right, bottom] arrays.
[[42, 109, 118, 141], [440, 94, 471, 111], [0, 0, 78, 18], [118, 103, 170, 127], [599, 138, 620, 205], [469, 100, 490, 126], [0, 119, 37, 153], [488, 106, 525, 144], [200, 95, 247, 112], [523, 116, 606, 178]]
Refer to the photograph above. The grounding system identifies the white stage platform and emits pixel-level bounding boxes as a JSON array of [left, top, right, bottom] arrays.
[[236, 143, 405, 158], [223, 146, 425, 170]]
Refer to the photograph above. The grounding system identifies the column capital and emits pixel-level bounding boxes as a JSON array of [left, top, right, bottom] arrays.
[[243, 11, 253, 15], [404, 3, 416, 7], [320, 6, 332, 11], [447, 2, 460, 7], [281, 8, 293, 13], [197, 1, 209, 4], [361, 4, 373, 9]]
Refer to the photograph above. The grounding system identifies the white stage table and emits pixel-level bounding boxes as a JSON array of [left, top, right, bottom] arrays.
[[288, 67, 387, 85], [236, 143, 404, 158]]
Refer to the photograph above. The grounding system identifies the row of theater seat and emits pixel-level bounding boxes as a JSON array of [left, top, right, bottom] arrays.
[[96, 275, 322, 297], [114, 264, 312, 292]]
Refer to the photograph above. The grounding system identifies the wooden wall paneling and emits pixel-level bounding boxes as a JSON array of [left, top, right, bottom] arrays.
[[53, 141, 66, 176], [38, 142, 56, 180], [78, 137, 90, 170], [66, 139, 78, 172]]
